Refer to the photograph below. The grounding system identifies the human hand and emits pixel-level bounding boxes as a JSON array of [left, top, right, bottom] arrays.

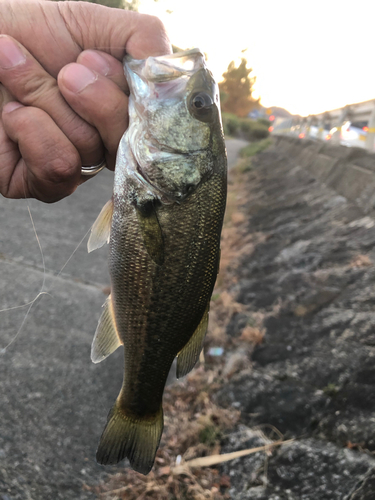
[[0, 0, 171, 202]]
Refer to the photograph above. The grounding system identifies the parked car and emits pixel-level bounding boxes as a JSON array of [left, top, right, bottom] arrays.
[[308, 125, 332, 141], [340, 120, 368, 148]]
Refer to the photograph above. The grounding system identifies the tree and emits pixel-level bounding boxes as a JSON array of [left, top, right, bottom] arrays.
[[122, 0, 139, 10], [219, 58, 259, 118]]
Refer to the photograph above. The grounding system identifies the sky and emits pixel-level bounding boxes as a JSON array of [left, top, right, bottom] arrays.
[[138, 0, 375, 116]]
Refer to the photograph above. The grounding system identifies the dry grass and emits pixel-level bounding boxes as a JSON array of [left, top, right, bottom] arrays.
[[91, 366, 239, 500], [349, 254, 373, 268], [90, 366, 290, 499]]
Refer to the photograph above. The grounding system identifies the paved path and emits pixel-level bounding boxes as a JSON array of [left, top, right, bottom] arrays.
[[225, 137, 248, 169], [0, 138, 245, 499], [0, 170, 116, 500]]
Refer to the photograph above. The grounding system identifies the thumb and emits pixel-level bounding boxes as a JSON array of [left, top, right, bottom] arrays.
[[0, 1, 172, 77], [58, 2, 172, 60]]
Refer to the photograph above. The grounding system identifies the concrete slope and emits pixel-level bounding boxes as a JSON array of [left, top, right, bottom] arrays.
[[217, 144, 375, 499]]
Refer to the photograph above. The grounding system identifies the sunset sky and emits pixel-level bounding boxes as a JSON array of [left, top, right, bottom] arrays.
[[138, 0, 375, 116]]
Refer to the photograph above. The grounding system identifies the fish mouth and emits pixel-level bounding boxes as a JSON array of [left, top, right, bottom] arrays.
[[125, 48, 206, 84]]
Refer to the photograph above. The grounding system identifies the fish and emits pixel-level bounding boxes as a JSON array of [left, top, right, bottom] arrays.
[[87, 48, 227, 475]]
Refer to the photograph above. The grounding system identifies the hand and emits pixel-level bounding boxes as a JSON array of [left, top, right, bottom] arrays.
[[0, 0, 171, 202]]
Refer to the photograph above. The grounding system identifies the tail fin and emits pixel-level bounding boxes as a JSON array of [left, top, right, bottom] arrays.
[[96, 401, 164, 475]]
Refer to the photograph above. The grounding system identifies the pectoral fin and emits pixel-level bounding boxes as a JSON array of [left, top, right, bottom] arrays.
[[135, 201, 164, 266], [176, 304, 209, 378], [91, 295, 122, 363], [87, 199, 114, 253]]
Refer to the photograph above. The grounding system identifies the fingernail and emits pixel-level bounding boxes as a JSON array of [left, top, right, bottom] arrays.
[[3, 101, 23, 113], [81, 50, 110, 77], [62, 64, 97, 93], [0, 36, 26, 69]]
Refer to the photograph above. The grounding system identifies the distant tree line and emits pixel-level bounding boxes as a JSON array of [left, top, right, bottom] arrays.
[[219, 58, 259, 118], [219, 57, 269, 141]]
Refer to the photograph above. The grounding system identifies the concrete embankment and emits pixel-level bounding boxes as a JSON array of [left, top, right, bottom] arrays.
[[216, 139, 375, 499], [273, 134, 375, 215]]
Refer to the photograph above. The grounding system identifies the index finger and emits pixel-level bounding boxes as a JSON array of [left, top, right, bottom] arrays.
[[0, 35, 102, 167]]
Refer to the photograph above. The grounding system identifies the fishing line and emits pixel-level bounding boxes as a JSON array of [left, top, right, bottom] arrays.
[[1, 186, 93, 353], [55, 226, 92, 280], [0, 205, 47, 353], [0, 43, 124, 352]]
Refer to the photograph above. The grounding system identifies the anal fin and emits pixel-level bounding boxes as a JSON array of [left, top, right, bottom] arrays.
[[91, 295, 122, 363], [176, 304, 209, 379], [88, 199, 114, 253]]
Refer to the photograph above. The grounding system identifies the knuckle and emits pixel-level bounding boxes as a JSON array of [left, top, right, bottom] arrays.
[[63, 116, 102, 157], [0, 53, 59, 107], [21, 76, 58, 107], [46, 151, 81, 187], [1, 105, 82, 202], [37, 153, 81, 203]]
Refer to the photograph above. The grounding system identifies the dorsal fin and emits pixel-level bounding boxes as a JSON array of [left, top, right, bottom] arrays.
[[135, 201, 164, 266]]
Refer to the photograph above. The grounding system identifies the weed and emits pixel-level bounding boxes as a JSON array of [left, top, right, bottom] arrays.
[[199, 425, 221, 446], [234, 159, 253, 174], [239, 138, 272, 158], [323, 383, 339, 397]]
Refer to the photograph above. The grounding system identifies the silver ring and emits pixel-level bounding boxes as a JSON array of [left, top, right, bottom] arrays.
[[81, 158, 106, 177]]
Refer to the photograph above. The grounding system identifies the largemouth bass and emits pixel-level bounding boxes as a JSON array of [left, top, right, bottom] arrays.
[[87, 48, 227, 475]]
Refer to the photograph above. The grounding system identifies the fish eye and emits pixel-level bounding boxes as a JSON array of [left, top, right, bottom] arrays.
[[192, 93, 213, 109], [189, 91, 215, 123]]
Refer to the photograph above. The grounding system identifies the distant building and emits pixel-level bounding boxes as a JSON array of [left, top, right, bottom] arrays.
[[249, 106, 294, 120], [249, 110, 262, 119]]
